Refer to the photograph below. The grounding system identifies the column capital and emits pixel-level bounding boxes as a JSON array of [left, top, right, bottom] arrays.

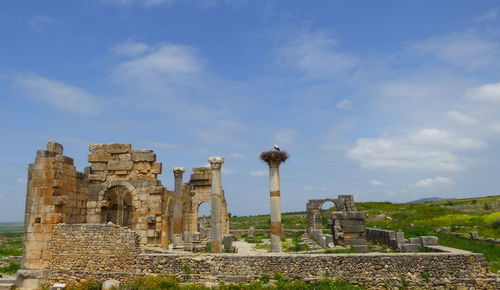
[[208, 157, 224, 169], [173, 167, 185, 178]]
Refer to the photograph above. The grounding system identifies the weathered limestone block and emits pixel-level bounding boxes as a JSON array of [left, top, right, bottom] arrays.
[[107, 160, 133, 171], [90, 163, 107, 171], [132, 152, 156, 162], [151, 162, 162, 174], [47, 142, 64, 154], [420, 236, 438, 246], [134, 162, 150, 172], [88, 172, 106, 181], [88, 152, 112, 162], [88, 143, 131, 153]]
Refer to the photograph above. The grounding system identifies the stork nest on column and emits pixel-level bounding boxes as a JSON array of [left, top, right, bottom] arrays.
[[260, 151, 289, 165]]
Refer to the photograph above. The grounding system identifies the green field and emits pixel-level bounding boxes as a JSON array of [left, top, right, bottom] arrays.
[[231, 195, 500, 273], [0, 222, 23, 274]]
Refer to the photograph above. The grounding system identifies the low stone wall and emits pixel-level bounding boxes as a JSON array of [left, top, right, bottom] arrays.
[[49, 224, 140, 273], [48, 251, 496, 289]]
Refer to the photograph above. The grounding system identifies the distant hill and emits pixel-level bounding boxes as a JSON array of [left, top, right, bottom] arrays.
[[406, 197, 455, 204]]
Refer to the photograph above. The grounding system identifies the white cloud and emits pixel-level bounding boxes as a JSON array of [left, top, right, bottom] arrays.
[[13, 74, 100, 115], [347, 128, 486, 172], [407, 128, 485, 151], [112, 43, 202, 83], [229, 152, 246, 158], [279, 31, 358, 79], [445, 110, 478, 126], [490, 122, 500, 133], [110, 40, 151, 56], [466, 82, 500, 103], [16, 178, 27, 184], [369, 180, 384, 187], [104, 0, 173, 7], [413, 177, 454, 188], [250, 170, 267, 177], [336, 99, 352, 110]]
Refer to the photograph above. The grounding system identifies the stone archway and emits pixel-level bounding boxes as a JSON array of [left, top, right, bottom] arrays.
[[100, 185, 134, 227], [306, 198, 340, 234]]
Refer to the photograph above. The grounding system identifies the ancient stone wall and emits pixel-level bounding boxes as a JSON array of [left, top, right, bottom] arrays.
[[49, 224, 140, 273], [23, 142, 88, 270], [47, 250, 496, 289], [85, 143, 169, 245]]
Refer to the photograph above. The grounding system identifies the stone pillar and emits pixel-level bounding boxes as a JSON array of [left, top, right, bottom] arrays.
[[260, 151, 289, 252], [160, 215, 169, 249], [208, 157, 224, 253], [172, 167, 185, 249]]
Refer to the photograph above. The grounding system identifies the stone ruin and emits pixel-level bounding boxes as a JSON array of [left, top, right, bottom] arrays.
[[20, 142, 230, 287], [10, 142, 497, 289], [306, 195, 367, 249]]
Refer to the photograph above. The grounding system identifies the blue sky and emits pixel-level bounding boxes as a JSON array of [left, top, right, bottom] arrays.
[[1, 1, 500, 221]]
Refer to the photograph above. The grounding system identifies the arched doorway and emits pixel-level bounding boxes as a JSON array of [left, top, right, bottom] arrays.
[[197, 201, 211, 232], [101, 185, 134, 227], [320, 200, 336, 229]]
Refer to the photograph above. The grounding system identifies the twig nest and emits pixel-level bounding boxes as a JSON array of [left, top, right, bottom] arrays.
[[260, 151, 289, 166]]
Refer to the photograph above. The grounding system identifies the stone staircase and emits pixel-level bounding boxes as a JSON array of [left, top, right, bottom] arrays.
[[0, 275, 16, 290]]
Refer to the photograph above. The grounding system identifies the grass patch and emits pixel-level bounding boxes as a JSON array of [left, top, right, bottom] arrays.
[[0, 260, 20, 275]]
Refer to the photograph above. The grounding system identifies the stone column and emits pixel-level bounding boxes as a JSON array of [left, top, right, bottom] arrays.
[[208, 157, 224, 253], [260, 151, 289, 252], [160, 214, 169, 249], [172, 167, 185, 249]]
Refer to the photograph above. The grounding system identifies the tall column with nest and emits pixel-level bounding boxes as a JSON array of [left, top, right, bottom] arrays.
[[260, 149, 289, 252]]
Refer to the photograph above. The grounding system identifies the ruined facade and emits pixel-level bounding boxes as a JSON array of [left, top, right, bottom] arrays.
[[22, 142, 229, 275], [306, 195, 366, 247]]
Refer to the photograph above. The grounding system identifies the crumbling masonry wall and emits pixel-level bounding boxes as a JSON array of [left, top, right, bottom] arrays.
[[23, 142, 88, 270]]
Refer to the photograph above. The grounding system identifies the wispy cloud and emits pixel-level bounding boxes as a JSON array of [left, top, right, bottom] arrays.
[[445, 110, 478, 126], [336, 99, 352, 110], [278, 30, 358, 80], [473, 8, 498, 22], [110, 40, 151, 57], [369, 180, 384, 187], [409, 32, 500, 71], [347, 128, 486, 172], [29, 15, 52, 31], [413, 177, 454, 188], [229, 152, 246, 158], [13, 74, 101, 115], [112, 43, 202, 83], [466, 82, 500, 103]]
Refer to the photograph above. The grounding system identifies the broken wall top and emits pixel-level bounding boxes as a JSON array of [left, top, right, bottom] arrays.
[[87, 143, 162, 183]]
